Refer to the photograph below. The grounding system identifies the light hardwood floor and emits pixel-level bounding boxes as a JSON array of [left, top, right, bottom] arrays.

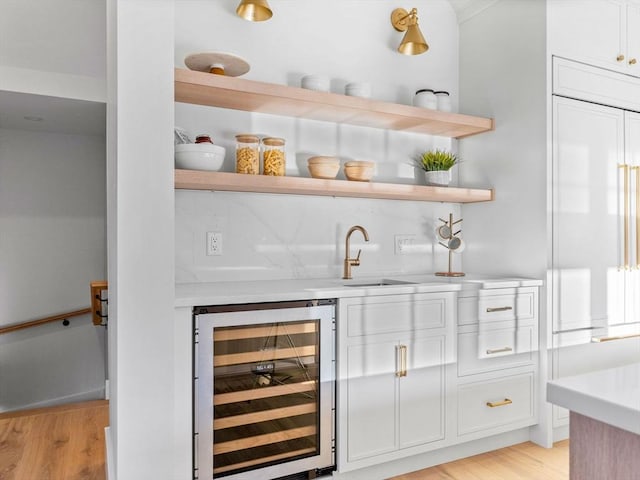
[[0, 400, 569, 480], [391, 440, 570, 480], [0, 400, 108, 480]]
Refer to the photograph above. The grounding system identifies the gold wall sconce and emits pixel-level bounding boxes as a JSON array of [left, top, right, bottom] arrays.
[[236, 0, 273, 22], [391, 7, 429, 55]]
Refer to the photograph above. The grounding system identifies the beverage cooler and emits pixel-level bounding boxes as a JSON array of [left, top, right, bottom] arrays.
[[193, 299, 336, 480]]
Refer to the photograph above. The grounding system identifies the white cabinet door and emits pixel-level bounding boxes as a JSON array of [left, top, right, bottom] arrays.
[[552, 96, 625, 332], [550, 0, 626, 72], [549, 0, 636, 74], [398, 335, 445, 449], [345, 339, 397, 461], [624, 111, 640, 324], [626, 2, 640, 69]]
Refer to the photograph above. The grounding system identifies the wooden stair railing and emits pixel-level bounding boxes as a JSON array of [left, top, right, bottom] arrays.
[[0, 280, 108, 335]]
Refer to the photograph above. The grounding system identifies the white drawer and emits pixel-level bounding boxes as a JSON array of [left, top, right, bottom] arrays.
[[344, 293, 454, 337], [478, 293, 516, 323], [457, 373, 535, 436], [458, 327, 536, 376]]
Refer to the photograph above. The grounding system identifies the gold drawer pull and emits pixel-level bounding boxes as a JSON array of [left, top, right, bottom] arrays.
[[486, 398, 513, 408], [630, 58, 637, 65], [591, 333, 640, 343], [486, 306, 513, 313], [486, 347, 513, 355], [617, 54, 625, 62]]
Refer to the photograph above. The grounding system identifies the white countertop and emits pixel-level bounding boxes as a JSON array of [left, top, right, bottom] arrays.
[[175, 273, 542, 307], [547, 363, 640, 435]]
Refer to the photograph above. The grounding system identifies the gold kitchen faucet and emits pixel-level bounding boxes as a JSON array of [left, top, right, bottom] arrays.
[[343, 225, 370, 280]]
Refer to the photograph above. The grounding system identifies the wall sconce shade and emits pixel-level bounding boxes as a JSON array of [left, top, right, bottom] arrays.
[[236, 0, 273, 22], [391, 7, 429, 55]]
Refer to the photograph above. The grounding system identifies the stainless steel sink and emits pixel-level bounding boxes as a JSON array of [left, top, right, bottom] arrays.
[[344, 279, 416, 287]]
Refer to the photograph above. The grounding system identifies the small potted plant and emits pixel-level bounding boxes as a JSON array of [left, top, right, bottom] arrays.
[[414, 149, 458, 186]]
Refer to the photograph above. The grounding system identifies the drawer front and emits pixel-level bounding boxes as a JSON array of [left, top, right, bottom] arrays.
[[458, 327, 536, 376], [457, 373, 535, 435], [478, 294, 516, 323], [345, 293, 454, 337]]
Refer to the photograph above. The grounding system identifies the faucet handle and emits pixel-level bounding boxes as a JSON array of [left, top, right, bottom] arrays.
[[356, 249, 361, 261]]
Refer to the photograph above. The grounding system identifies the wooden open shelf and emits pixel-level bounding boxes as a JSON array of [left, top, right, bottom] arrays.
[[175, 170, 494, 204], [175, 68, 494, 139]]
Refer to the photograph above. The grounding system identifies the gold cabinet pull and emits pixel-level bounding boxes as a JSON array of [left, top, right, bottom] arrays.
[[630, 58, 638, 65], [486, 398, 513, 408], [617, 54, 625, 61], [591, 332, 640, 342], [486, 347, 513, 355], [620, 164, 630, 269], [486, 306, 512, 313], [396, 344, 408, 377]]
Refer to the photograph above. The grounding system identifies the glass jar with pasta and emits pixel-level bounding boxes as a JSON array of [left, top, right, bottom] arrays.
[[235, 134, 260, 174], [262, 137, 286, 176]]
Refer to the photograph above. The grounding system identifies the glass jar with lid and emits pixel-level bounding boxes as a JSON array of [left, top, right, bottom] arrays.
[[235, 134, 260, 174], [262, 137, 286, 176]]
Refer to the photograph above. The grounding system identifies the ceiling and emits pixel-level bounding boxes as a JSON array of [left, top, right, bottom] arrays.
[[0, 90, 105, 136]]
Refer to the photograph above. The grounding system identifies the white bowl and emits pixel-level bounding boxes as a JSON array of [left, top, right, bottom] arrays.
[[175, 143, 226, 171], [345, 82, 372, 98], [301, 74, 330, 92]]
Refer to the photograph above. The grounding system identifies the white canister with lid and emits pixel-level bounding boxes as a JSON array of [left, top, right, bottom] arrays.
[[413, 89, 437, 109], [434, 91, 452, 112]]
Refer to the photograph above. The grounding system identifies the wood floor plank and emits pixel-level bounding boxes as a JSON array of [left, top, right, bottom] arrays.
[[0, 401, 108, 480], [390, 441, 569, 480]]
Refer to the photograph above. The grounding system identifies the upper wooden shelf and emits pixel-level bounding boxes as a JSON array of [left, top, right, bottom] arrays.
[[174, 69, 494, 139], [175, 170, 494, 204]]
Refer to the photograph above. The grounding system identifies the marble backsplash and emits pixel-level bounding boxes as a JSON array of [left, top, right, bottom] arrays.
[[175, 190, 462, 283]]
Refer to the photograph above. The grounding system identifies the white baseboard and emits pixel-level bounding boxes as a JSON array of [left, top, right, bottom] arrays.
[[1, 387, 105, 413], [105, 426, 115, 480]]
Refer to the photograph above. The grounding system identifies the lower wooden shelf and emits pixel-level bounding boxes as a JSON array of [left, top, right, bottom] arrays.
[[174, 169, 494, 203]]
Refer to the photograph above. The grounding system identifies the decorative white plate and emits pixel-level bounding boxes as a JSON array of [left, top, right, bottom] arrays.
[[184, 52, 250, 77]]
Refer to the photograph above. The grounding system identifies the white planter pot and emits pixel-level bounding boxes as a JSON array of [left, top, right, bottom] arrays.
[[424, 170, 451, 186]]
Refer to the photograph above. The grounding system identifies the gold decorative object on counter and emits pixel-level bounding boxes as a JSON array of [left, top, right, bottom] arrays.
[[262, 137, 286, 176], [235, 134, 260, 174], [435, 213, 465, 277]]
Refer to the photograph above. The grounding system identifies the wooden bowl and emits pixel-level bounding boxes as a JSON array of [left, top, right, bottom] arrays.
[[308, 156, 340, 179], [344, 161, 374, 182]]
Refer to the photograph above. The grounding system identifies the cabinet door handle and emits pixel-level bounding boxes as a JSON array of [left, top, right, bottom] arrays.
[[486, 398, 513, 408], [620, 164, 630, 270], [591, 332, 640, 343], [396, 344, 408, 377], [486, 306, 512, 313], [486, 347, 513, 355], [630, 58, 638, 65], [617, 54, 625, 62]]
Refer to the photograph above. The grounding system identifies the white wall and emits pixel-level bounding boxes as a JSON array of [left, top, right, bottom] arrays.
[[0, 127, 107, 411], [174, 0, 466, 283], [458, 0, 549, 445], [107, 0, 176, 478]]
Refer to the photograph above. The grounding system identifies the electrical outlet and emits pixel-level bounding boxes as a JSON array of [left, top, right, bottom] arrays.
[[394, 234, 416, 255], [207, 232, 223, 256]]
